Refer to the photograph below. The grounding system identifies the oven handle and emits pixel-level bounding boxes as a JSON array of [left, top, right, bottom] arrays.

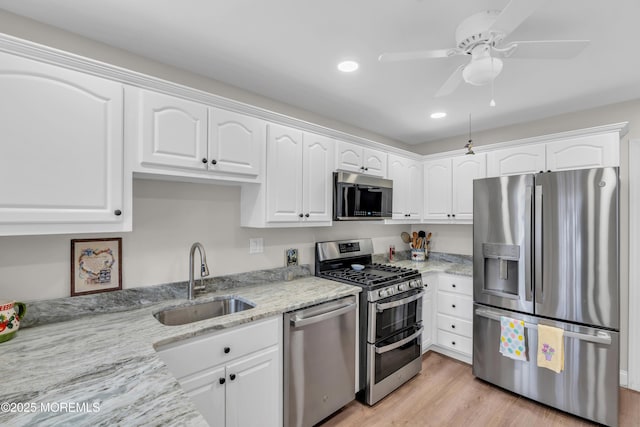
[[374, 326, 424, 354], [376, 290, 424, 312], [290, 302, 356, 328]]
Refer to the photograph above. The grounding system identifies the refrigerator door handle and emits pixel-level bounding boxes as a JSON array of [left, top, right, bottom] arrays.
[[534, 185, 543, 304], [524, 185, 533, 302], [474, 308, 613, 345]]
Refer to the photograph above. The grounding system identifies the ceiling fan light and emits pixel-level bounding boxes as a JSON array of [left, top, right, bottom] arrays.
[[462, 56, 503, 86]]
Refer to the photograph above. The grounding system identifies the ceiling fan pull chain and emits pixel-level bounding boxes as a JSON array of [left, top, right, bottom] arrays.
[[489, 57, 497, 107]]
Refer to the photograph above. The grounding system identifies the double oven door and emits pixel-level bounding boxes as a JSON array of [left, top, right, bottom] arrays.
[[364, 288, 423, 405]]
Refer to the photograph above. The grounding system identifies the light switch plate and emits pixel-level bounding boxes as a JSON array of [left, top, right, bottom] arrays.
[[249, 238, 263, 254]]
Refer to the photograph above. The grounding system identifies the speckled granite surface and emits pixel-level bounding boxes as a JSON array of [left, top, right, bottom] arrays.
[[374, 251, 473, 277], [0, 272, 360, 426]]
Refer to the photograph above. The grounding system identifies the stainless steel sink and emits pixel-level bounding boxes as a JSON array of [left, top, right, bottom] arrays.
[[154, 296, 256, 326]]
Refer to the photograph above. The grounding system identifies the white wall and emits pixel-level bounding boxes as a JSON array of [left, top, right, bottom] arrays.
[[0, 179, 409, 301]]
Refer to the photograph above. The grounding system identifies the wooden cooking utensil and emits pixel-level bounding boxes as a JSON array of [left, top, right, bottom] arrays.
[[401, 232, 411, 244]]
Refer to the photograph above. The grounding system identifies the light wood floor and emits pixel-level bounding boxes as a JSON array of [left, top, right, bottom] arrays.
[[321, 352, 640, 427]]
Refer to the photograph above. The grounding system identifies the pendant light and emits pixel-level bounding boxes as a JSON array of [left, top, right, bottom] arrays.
[[464, 113, 475, 155]]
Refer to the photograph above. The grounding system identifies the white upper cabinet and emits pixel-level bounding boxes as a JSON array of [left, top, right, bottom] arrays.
[[487, 144, 545, 177], [336, 141, 387, 177], [452, 155, 487, 221], [487, 128, 621, 177], [128, 87, 264, 183], [257, 124, 334, 226], [546, 133, 619, 171], [388, 154, 422, 220], [208, 107, 263, 177], [0, 51, 128, 236], [424, 154, 486, 223]]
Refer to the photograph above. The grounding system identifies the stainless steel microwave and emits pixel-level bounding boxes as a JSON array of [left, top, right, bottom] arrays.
[[333, 171, 393, 220]]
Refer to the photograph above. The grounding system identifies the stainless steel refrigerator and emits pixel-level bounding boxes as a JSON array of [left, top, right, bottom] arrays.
[[472, 167, 620, 426]]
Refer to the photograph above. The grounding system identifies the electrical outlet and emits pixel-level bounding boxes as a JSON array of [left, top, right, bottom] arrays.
[[249, 238, 263, 254]]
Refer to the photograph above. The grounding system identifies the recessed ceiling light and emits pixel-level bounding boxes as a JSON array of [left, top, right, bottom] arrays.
[[430, 112, 447, 119], [337, 60, 359, 73]]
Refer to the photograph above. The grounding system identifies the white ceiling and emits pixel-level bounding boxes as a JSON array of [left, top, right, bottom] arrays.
[[2, 0, 640, 145]]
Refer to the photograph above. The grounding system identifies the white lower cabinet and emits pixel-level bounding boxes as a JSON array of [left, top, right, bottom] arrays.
[[433, 274, 473, 363], [156, 317, 282, 427], [421, 273, 436, 352]]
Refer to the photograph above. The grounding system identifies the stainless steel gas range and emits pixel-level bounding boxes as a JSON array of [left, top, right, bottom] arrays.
[[315, 238, 424, 405]]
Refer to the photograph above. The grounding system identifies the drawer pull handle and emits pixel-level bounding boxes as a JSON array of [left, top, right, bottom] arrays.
[[224, 347, 231, 354], [229, 374, 236, 381]]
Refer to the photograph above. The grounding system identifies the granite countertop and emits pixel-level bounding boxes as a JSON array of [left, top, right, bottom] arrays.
[[378, 251, 473, 277], [0, 274, 360, 426]]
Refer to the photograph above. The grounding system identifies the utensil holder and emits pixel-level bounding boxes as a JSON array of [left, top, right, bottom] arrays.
[[411, 248, 426, 262]]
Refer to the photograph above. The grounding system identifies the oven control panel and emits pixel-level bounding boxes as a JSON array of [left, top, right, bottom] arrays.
[[370, 277, 423, 301]]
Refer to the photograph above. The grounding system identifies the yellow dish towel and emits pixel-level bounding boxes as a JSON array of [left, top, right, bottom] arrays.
[[537, 324, 564, 373]]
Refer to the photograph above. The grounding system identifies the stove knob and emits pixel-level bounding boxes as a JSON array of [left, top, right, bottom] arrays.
[[378, 289, 388, 298], [398, 283, 408, 291]]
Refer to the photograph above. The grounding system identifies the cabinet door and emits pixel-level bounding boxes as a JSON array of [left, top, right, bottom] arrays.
[[423, 159, 452, 221], [407, 160, 423, 219], [422, 290, 433, 351], [302, 132, 334, 222], [388, 155, 409, 219], [179, 365, 226, 427], [266, 124, 303, 222], [0, 51, 124, 231], [208, 108, 264, 177], [226, 346, 281, 427], [138, 89, 208, 170], [546, 133, 619, 171], [486, 145, 545, 176], [363, 147, 387, 177], [452, 154, 486, 221], [336, 140, 363, 173]]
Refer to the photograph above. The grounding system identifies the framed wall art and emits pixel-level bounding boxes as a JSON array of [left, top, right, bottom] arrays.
[[71, 237, 122, 296]]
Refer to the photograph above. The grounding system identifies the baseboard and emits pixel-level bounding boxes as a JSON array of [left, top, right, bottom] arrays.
[[430, 345, 472, 365], [620, 370, 628, 387]]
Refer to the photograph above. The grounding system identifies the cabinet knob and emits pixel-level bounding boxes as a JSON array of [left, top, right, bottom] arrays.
[[305, 213, 310, 218], [452, 341, 456, 346], [447, 214, 451, 218], [452, 284, 456, 288], [211, 159, 217, 165], [452, 214, 455, 218], [224, 347, 230, 354], [452, 304, 456, 308], [219, 378, 226, 385], [299, 213, 304, 218], [229, 373, 236, 381], [202, 158, 208, 164], [451, 324, 456, 329], [364, 167, 369, 171], [360, 166, 365, 170], [114, 209, 122, 216]]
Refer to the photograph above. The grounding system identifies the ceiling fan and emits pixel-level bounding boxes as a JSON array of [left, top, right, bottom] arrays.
[[378, 0, 590, 97]]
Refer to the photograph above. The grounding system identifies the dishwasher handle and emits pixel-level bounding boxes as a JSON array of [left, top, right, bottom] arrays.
[[290, 302, 356, 328]]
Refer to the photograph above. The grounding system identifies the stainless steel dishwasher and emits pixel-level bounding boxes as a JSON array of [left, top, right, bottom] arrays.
[[284, 295, 357, 427]]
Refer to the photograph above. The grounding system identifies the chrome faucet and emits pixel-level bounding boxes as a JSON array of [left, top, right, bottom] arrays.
[[188, 242, 210, 300]]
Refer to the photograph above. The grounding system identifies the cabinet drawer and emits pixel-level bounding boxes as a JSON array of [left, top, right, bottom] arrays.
[[437, 329, 472, 355], [438, 274, 472, 296], [437, 292, 473, 320], [157, 317, 279, 379], [436, 313, 472, 338]]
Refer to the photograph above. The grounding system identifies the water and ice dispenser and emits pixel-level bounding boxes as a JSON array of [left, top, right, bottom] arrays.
[[482, 243, 520, 297]]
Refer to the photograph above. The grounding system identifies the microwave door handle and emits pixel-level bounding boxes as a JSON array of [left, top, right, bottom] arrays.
[[376, 290, 424, 312], [375, 326, 424, 354]]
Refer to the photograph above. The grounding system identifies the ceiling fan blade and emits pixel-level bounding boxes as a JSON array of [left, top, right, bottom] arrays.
[[435, 64, 465, 97], [496, 40, 590, 59], [378, 48, 461, 62], [489, 0, 548, 36]]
